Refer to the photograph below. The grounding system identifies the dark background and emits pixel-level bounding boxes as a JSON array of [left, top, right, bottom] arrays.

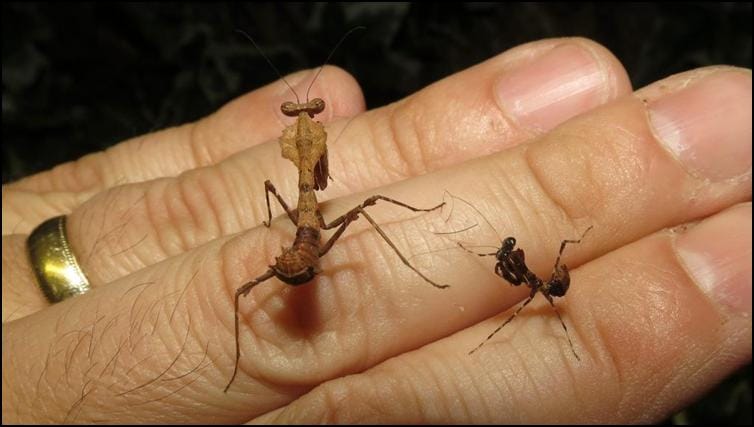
[[2, 2, 751, 423]]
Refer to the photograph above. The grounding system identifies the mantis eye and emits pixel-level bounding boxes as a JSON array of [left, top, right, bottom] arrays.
[[281, 101, 298, 116]]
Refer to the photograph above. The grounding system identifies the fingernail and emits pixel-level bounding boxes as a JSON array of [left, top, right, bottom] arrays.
[[675, 204, 752, 315], [495, 44, 609, 132], [647, 71, 752, 181]]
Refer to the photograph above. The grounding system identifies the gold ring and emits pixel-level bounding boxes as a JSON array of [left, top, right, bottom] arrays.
[[27, 216, 91, 303]]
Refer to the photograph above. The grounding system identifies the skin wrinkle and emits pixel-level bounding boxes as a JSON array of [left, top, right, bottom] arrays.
[[180, 264, 218, 350], [493, 347, 528, 423], [342, 119, 372, 191], [612, 262, 698, 419], [123, 310, 190, 398], [496, 355, 523, 420], [374, 374, 402, 421], [601, 267, 657, 367], [391, 99, 429, 179], [63, 378, 95, 423], [78, 186, 118, 264], [62, 331, 90, 389], [111, 233, 149, 258], [141, 279, 176, 347], [148, 180, 176, 258], [127, 282, 154, 347], [196, 167, 226, 242], [324, 381, 350, 424], [408, 101, 433, 176], [348, 119, 374, 194], [444, 357, 474, 422], [68, 151, 105, 193], [647, 253, 741, 414], [187, 120, 214, 168], [450, 355, 479, 423], [32, 351, 53, 416], [644, 336, 722, 421], [349, 251, 373, 367], [176, 172, 204, 251], [94, 143, 123, 190], [602, 138, 653, 223], [117, 323, 190, 396], [374, 103, 413, 182], [506, 341, 541, 422], [87, 304, 102, 360], [55, 317, 104, 420], [101, 332, 126, 377], [403, 360, 428, 423], [589, 289, 626, 404], [222, 161, 250, 233], [531, 325, 563, 403], [111, 193, 146, 262], [362, 109, 398, 184], [74, 200, 95, 265], [415, 354, 444, 420], [98, 220, 131, 266], [213, 166, 240, 235], [643, 268, 687, 344], [144, 180, 173, 260], [529, 328, 562, 413], [429, 357, 454, 421], [486, 154, 535, 233], [158, 179, 186, 257], [82, 187, 116, 268], [168, 267, 200, 324], [464, 354, 495, 421], [350, 379, 379, 423], [523, 142, 588, 239]]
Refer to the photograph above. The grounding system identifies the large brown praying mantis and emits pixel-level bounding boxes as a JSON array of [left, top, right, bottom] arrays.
[[225, 29, 448, 392]]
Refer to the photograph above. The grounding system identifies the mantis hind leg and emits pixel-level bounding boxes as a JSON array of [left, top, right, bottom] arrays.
[[224, 269, 275, 393]]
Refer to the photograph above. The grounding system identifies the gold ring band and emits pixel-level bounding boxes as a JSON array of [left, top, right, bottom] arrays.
[[27, 216, 91, 303]]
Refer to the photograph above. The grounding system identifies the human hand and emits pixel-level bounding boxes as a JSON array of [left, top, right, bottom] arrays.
[[3, 37, 750, 423]]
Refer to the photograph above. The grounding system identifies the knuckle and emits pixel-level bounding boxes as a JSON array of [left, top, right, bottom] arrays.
[[171, 167, 236, 250], [377, 98, 432, 179], [522, 111, 654, 232]]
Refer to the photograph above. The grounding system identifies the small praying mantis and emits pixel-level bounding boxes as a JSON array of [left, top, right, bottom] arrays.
[[438, 192, 590, 358], [225, 29, 448, 392]]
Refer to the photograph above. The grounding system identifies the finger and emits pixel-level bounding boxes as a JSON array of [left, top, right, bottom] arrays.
[[6, 65, 365, 195], [4, 65, 749, 421], [253, 203, 752, 424], [2, 37, 632, 295]]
